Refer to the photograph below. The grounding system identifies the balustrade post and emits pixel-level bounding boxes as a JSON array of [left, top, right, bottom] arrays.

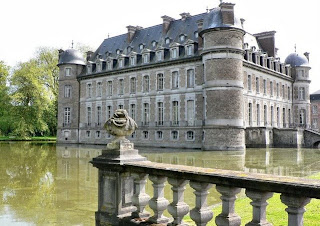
[[245, 189, 273, 226], [280, 194, 311, 226], [131, 173, 150, 220], [215, 185, 241, 226], [167, 178, 190, 226], [148, 175, 170, 224], [190, 181, 213, 226]]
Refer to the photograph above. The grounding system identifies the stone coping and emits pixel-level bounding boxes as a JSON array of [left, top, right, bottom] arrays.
[[123, 161, 320, 199]]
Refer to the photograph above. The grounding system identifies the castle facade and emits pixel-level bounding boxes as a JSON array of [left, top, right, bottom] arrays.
[[57, 2, 311, 150]]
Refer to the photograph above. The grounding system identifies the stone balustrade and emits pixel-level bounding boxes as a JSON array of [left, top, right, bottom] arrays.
[[92, 156, 320, 226]]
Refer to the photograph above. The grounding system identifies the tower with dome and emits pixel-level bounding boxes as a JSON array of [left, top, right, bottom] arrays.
[[56, 2, 316, 149]]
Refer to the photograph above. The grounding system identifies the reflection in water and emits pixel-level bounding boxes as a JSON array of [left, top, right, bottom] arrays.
[[1, 142, 320, 225]]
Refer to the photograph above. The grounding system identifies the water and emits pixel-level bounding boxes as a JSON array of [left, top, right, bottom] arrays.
[[1, 142, 320, 225]]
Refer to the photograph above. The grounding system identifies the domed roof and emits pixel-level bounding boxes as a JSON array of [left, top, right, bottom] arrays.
[[284, 53, 309, 67], [58, 49, 86, 66], [201, 7, 242, 33]]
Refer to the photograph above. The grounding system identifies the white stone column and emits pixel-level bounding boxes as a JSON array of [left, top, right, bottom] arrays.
[[167, 178, 190, 226], [245, 189, 273, 226], [280, 194, 311, 226], [148, 175, 170, 224], [190, 181, 213, 226], [131, 173, 150, 219], [215, 185, 241, 226]]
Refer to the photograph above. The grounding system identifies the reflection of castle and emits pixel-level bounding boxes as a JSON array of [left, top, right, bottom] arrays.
[[56, 2, 314, 150], [55, 145, 101, 225]]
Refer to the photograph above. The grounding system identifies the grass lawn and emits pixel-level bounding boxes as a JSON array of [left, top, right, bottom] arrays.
[[0, 136, 56, 141], [184, 172, 320, 225]]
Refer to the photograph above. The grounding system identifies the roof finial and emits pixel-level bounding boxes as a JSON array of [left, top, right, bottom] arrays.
[[294, 44, 297, 53], [206, 6, 209, 13], [71, 40, 74, 49], [108, 33, 110, 38]]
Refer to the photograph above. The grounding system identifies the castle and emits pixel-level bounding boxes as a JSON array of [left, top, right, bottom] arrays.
[[56, 2, 312, 150]]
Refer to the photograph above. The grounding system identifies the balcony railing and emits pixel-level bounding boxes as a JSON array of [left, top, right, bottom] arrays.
[[91, 141, 320, 226]]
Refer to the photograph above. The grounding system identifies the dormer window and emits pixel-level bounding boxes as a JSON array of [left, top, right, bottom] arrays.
[[127, 46, 132, 53], [186, 45, 193, 56], [165, 38, 170, 45], [116, 49, 121, 55], [194, 32, 198, 38], [143, 54, 149, 63], [107, 61, 112, 70], [180, 35, 185, 42], [152, 41, 157, 47], [118, 59, 124, 68], [65, 68, 71, 76], [87, 65, 91, 74], [156, 51, 163, 61], [171, 48, 178, 59], [130, 56, 135, 66], [139, 44, 144, 50]]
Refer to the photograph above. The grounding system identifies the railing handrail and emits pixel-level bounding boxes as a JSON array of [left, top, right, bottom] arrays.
[[121, 161, 320, 199]]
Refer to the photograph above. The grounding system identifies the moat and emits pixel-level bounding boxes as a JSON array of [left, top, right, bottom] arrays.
[[1, 142, 320, 225]]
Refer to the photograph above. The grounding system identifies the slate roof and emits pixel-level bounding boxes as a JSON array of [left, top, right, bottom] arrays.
[[311, 90, 320, 101], [58, 49, 86, 66], [285, 53, 309, 67]]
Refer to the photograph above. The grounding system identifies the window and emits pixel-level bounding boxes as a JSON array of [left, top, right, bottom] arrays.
[[118, 79, 124, 95], [87, 83, 92, 98], [271, 106, 274, 126], [65, 68, 71, 76], [107, 81, 113, 97], [300, 109, 306, 125], [131, 131, 136, 139], [87, 107, 92, 126], [248, 75, 251, 91], [156, 51, 162, 61], [277, 107, 280, 127], [187, 69, 195, 88], [143, 75, 149, 93], [130, 104, 136, 121], [171, 48, 178, 59], [97, 106, 102, 126], [313, 105, 318, 114], [256, 77, 259, 93], [194, 31, 198, 38], [172, 101, 179, 126], [116, 49, 120, 54], [118, 59, 123, 68], [186, 45, 193, 56], [257, 104, 260, 126], [187, 100, 195, 126], [263, 79, 267, 94], [312, 118, 318, 129], [276, 83, 279, 97], [288, 109, 291, 125], [143, 54, 148, 63], [157, 73, 164, 90], [152, 41, 157, 47], [143, 103, 150, 125], [143, 131, 149, 139], [64, 107, 71, 125], [248, 103, 252, 126], [171, 131, 178, 140], [64, 85, 72, 98], [130, 56, 135, 66], [180, 35, 185, 42], [165, 38, 170, 44], [186, 131, 194, 141], [270, 82, 273, 97], [288, 87, 291, 100], [106, 105, 112, 120], [130, 77, 136, 94], [299, 87, 305, 100], [107, 61, 112, 70], [282, 108, 286, 127], [172, 71, 179, 89], [157, 102, 164, 126], [139, 44, 144, 50], [118, 104, 124, 109], [97, 82, 102, 97], [282, 85, 285, 98], [96, 131, 101, 138], [86, 131, 91, 138], [264, 105, 267, 126], [156, 131, 163, 140]]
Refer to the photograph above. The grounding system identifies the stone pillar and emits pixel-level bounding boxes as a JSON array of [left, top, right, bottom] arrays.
[[280, 194, 311, 226], [201, 27, 245, 150], [190, 182, 213, 226], [167, 178, 190, 226], [91, 109, 147, 225], [245, 189, 273, 226], [215, 185, 241, 226]]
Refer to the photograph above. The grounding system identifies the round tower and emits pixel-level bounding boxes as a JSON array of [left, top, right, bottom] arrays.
[[57, 49, 86, 143], [200, 3, 245, 150], [285, 52, 311, 128]]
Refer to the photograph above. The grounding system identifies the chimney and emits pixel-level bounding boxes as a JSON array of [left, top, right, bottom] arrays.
[[180, 12, 191, 21], [161, 15, 174, 34], [304, 52, 310, 62], [197, 19, 204, 49], [219, 2, 235, 25], [86, 51, 93, 61], [126, 25, 137, 43]]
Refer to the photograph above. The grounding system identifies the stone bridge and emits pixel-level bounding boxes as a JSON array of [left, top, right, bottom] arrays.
[[304, 129, 320, 148]]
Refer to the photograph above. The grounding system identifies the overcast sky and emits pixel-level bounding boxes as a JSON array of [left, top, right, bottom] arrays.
[[1, 0, 319, 92]]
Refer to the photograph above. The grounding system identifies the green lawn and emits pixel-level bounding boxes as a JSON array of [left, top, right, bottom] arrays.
[[184, 172, 320, 225], [0, 136, 56, 141]]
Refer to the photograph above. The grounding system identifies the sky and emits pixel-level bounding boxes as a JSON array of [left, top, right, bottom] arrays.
[[1, 0, 319, 92]]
